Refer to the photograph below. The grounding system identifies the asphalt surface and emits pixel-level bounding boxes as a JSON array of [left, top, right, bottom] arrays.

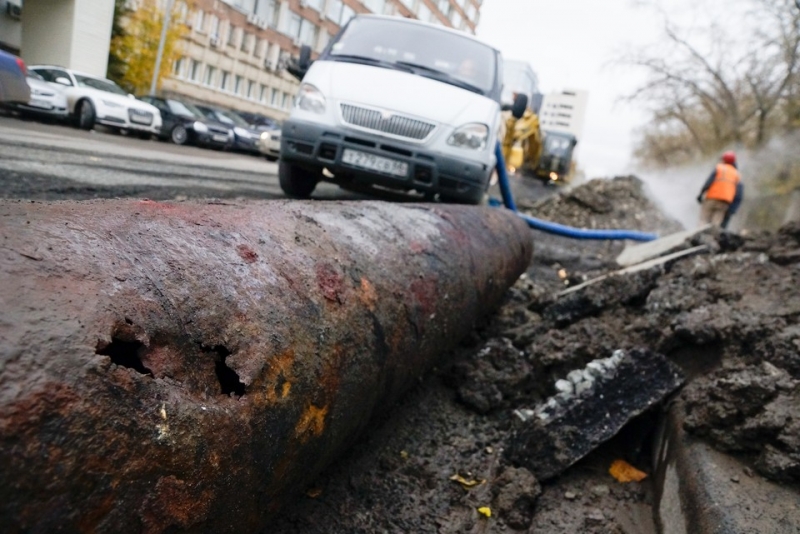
[[0, 113, 364, 202]]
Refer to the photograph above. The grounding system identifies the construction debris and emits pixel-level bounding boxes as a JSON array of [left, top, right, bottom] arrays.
[[507, 349, 684, 481]]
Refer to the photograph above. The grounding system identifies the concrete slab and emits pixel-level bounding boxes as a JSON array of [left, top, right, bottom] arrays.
[[653, 401, 800, 534], [616, 225, 711, 267]]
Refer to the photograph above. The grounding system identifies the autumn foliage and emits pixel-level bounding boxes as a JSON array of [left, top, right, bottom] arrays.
[[110, 0, 191, 95]]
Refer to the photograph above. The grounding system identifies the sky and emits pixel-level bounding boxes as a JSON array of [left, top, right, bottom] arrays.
[[476, 0, 664, 178]]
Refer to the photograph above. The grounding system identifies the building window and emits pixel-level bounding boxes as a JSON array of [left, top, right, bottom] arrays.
[[450, 10, 462, 28], [255, 0, 280, 28], [209, 15, 220, 38], [234, 75, 243, 95], [288, 14, 302, 41], [190, 59, 201, 81], [204, 65, 216, 86], [327, 0, 343, 20], [227, 26, 238, 47], [247, 80, 256, 99], [259, 84, 268, 103], [254, 37, 263, 57], [173, 56, 185, 77], [220, 70, 230, 90], [364, 0, 385, 13], [304, 0, 324, 11], [194, 10, 206, 33], [299, 19, 318, 47], [241, 32, 252, 53], [271, 88, 279, 106], [282, 92, 290, 109]]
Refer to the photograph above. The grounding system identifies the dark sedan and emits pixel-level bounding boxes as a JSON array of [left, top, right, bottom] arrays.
[[140, 96, 233, 148], [195, 105, 262, 155]]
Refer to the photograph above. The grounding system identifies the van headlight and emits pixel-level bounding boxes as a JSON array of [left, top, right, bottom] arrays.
[[448, 123, 489, 150], [296, 83, 326, 114]]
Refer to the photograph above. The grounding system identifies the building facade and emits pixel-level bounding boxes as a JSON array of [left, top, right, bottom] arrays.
[[539, 89, 589, 142], [164, 0, 484, 120]]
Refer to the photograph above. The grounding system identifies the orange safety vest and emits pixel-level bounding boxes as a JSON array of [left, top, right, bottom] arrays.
[[706, 163, 740, 204]]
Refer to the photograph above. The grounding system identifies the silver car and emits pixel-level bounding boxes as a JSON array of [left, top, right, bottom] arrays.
[[9, 72, 68, 119]]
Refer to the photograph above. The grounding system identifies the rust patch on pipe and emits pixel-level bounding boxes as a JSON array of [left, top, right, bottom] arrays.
[[236, 244, 258, 264], [295, 403, 329, 443], [0, 199, 532, 532]]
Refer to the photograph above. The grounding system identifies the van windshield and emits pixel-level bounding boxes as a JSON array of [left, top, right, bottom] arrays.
[[327, 17, 497, 96]]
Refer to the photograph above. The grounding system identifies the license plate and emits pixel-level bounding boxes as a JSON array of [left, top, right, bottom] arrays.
[[269, 139, 281, 151], [342, 149, 408, 177], [212, 134, 228, 143], [130, 115, 151, 125], [29, 99, 52, 109]]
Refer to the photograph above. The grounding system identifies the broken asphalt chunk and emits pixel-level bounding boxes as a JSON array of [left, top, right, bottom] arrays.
[[506, 349, 684, 481]]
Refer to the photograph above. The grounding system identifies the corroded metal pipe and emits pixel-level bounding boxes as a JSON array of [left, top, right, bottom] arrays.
[[0, 199, 532, 533]]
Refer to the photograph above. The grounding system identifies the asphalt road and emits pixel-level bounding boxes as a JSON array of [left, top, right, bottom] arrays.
[[0, 113, 555, 204], [0, 113, 366, 202]]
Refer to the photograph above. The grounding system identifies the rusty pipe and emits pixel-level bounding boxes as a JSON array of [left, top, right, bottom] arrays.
[[0, 199, 532, 533]]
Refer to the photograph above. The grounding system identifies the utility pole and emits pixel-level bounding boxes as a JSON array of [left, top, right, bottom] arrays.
[[149, 0, 175, 95]]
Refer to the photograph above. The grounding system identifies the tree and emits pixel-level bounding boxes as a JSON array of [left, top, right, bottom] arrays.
[[624, 0, 800, 167], [109, 0, 191, 95], [107, 0, 132, 86]]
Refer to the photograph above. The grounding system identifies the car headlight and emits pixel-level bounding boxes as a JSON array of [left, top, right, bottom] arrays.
[[260, 131, 271, 141], [193, 121, 208, 133], [31, 89, 44, 96], [101, 99, 123, 108], [448, 123, 489, 150], [296, 83, 326, 114]]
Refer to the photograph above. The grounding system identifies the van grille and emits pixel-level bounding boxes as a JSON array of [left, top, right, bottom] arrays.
[[340, 104, 435, 141]]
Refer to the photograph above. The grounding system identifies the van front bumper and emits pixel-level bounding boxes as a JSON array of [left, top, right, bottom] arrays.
[[281, 119, 492, 203]]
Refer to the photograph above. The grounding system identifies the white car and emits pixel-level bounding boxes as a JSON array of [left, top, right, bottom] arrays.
[[8, 72, 68, 119], [280, 15, 504, 204], [28, 65, 162, 136]]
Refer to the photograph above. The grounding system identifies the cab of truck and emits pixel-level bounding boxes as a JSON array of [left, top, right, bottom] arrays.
[[280, 15, 503, 204]]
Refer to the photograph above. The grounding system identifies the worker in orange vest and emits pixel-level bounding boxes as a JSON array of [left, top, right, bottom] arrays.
[[697, 151, 744, 228]]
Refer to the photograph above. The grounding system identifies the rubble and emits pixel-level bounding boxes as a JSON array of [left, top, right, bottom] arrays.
[[507, 349, 684, 481]]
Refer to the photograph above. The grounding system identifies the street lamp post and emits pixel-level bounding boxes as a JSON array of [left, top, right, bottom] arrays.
[[149, 0, 175, 95]]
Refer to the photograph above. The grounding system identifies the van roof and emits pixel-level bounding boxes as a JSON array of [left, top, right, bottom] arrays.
[[352, 14, 498, 51]]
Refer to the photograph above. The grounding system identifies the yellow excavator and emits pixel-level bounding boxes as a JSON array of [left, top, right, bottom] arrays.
[[501, 93, 577, 185]]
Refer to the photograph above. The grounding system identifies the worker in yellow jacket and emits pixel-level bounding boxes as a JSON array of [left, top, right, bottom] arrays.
[[697, 151, 744, 228]]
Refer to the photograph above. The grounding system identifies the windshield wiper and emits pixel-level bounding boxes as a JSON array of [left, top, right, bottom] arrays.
[[392, 61, 485, 95], [330, 54, 413, 73]]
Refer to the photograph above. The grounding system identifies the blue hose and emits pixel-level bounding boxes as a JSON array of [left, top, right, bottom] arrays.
[[492, 143, 657, 242]]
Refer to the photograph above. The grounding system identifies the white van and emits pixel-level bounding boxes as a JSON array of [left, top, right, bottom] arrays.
[[279, 15, 504, 205]]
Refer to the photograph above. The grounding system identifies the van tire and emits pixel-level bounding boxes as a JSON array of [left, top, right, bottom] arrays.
[[279, 161, 319, 199]]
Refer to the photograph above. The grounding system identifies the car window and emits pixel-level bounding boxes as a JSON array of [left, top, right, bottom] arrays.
[[33, 68, 72, 85], [219, 111, 249, 127], [167, 100, 199, 117], [74, 74, 127, 95], [328, 18, 497, 95], [27, 72, 45, 81]]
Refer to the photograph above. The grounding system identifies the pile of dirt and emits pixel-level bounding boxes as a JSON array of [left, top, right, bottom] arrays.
[[520, 176, 683, 235], [271, 179, 800, 532]]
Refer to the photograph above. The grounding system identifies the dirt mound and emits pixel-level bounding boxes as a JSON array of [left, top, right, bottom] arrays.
[[269, 183, 799, 531], [521, 176, 683, 234]]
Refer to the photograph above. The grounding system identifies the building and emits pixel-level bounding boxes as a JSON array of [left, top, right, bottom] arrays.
[[539, 89, 589, 142], [164, 0, 484, 120], [1, 0, 115, 77]]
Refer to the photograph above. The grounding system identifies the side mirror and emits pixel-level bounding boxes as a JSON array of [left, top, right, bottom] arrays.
[[286, 45, 314, 81], [511, 93, 528, 120], [54, 77, 71, 86]]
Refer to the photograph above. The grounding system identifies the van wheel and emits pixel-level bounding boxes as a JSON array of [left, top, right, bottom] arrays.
[[279, 161, 319, 199], [77, 100, 95, 130]]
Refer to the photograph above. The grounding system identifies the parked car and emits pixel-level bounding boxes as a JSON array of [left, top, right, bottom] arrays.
[[280, 15, 504, 204], [7, 71, 68, 120], [0, 50, 30, 104], [28, 65, 162, 136], [231, 111, 282, 161], [195, 105, 261, 155], [140, 96, 233, 148]]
